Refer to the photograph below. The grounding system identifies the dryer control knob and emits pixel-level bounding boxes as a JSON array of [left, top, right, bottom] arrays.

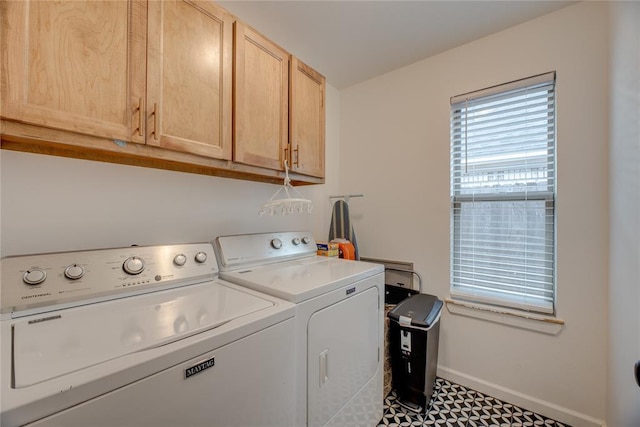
[[64, 264, 85, 280], [174, 254, 187, 266], [302, 236, 311, 244], [195, 252, 207, 263], [23, 269, 46, 285], [123, 257, 145, 275], [292, 237, 301, 246], [271, 238, 283, 249]]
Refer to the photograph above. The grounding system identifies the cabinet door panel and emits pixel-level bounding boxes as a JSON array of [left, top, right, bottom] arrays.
[[290, 57, 325, 178], [146, 0, 232, 160], [1, 1, 146, 143], [234, 22, 289, 171]]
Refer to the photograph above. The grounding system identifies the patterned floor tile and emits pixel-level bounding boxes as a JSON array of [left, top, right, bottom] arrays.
[[379, 377, 572, 427]]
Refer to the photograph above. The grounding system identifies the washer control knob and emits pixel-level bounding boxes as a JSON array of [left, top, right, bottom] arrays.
[[195, 252, 207, 263], [64, 264, 85, 280], [23, 269, 46, 286], [174, 254, 187, 266], [271, 238, 283, 249], [292, 237, 301, 246], [123, 257, 145, 275], [302, 236, 311, 244]]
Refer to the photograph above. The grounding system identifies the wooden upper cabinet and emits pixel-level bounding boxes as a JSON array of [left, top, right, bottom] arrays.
[[1, 1, 323, 184], [233, 22, 289, 171], [0, 0, 147, 144], [289, 57, 325, 178], [146, 1, 232, 160]]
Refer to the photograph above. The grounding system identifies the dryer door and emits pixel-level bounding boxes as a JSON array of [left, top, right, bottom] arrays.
[[307, 286, 380, 427]]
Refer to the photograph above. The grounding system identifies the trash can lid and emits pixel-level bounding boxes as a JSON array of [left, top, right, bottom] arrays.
[[387, 293, 443, 328]]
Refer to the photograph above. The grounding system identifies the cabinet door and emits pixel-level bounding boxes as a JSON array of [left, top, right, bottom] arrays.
[[234, 22, 289, 171], [146, 0, 232, 160], [0, 0, 146, 144], [290, 57, 325, 178]]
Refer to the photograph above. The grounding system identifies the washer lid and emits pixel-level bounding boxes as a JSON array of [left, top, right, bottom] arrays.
[[220, 257, 383, 303], [12, 282, 273, 388]]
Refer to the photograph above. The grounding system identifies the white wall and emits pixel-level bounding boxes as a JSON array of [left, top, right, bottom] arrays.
[[607, 1, 640, 426], [0, 85, 341, 256], [340, 2, 608, 425]]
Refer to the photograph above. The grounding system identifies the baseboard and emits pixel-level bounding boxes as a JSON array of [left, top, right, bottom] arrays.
[[437, 366, 605, 427]]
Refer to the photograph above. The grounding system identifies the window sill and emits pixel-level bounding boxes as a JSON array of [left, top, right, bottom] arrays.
[[445, 298, 564, 335]]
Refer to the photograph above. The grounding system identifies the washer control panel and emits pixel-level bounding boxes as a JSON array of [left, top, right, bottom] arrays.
[[1, 243, 216, 315], [214, 231, 317, 270]]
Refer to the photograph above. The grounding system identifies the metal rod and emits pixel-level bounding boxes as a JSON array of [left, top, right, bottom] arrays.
[[329, 194, 364, 204], [329, 194, 364, 199]]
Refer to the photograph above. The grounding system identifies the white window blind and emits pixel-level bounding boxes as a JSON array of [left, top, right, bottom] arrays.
[[450, 72, 556, 314]]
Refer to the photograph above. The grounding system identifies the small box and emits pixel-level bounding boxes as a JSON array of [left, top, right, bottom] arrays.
[[316, 242, 339, 257]]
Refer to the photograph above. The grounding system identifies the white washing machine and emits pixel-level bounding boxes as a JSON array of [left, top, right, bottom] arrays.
[[1, 243, 296, 427], [213, 231, 384, 427]]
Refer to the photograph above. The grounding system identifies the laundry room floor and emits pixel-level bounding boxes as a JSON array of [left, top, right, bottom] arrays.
[[378, 377, 571, 427]]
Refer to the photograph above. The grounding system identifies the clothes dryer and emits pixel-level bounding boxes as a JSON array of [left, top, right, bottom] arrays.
[[214, 231, 384, 427]]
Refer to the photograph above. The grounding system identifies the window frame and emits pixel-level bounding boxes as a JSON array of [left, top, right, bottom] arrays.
[[449, 72, 557, 315]]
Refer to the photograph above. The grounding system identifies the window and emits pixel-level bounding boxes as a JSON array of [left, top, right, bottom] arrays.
[[450, 72, 556, 314]]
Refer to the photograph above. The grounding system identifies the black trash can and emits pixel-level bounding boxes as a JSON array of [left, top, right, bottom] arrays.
[[388, 293, 443, 413]]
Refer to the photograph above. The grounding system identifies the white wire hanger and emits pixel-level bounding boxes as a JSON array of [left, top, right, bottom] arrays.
[[259, 160, 313, 216]]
